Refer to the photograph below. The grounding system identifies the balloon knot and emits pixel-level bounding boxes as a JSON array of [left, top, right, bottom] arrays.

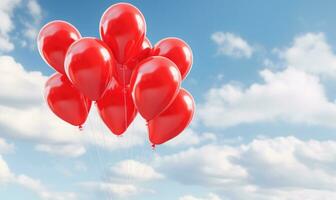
[[151, 144, 156, 150], [78, 125, 83, 131]]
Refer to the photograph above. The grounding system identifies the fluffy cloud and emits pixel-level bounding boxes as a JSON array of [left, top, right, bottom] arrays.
[[27, 0, 42, 24], [0, 155, 13, 184], [0, 153, 76, 199], [278, 32, 336, 77], [179, 193, 222, 200], [199, 67, 336, 128], [0, 86, 85, 156], [211, 32, 253, 58], [0, 0, 42, 51], [35, 143, 86, 157], [156, 136, 336, 200], [16, 175, 77, 200], [23, 0, 43, 47], [201, 32, 336, 129], [165, 128, 217, 147], [0, 0, 21, 51], [81, 182, 145, 199], [0, 55, 45, 107], [239, 137, 336, 190], [0, 137, 14, 154], [81, 160, 159, 198], [109, 160, 163, 182], [155, 144, 247, 186]]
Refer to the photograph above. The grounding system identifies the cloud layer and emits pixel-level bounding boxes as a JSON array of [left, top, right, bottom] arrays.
[[156, 136, 336, 200], [211, 32, 254, 58], [200, 32, 336, 128], [0, 0, 42, 52]]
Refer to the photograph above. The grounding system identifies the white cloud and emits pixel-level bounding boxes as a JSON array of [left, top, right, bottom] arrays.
[[27, 0, 42, 23], [239, 137, 336, 190], [0, 0, 43, 51], [81, 159, 160, 199], [0, 137, 14, 154], [16, 175, 77, 200], [109, 159, 163, 182], [201, 32, 336, 129], [156, 136, 336, 200], [23, 0, 42, 46], [81, 182, 145, 199], [221, 187, 336, 200], [165, 128, 217, 147], [0, 37, 14, 52], [179, 193, 222, 200], [199, 67, 336, 128], [279, 32, 336, 78], [0, 0, 21, 52], [0, 0, 42, 52], [155, 145, 247, 186], [0, 55, 45, 107], [254, 188, 336, 200], [0, 155, 13, 184], [211, 32, 253, 58], [35, 143, 86, 157], [0, 153, 77, 199]]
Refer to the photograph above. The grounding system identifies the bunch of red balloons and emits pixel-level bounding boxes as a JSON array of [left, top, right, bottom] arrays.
[[38, 3, 195, 146]]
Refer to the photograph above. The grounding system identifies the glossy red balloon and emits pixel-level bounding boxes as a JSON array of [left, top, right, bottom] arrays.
[[148, 88, 195, 145], [97, 80, 137, 135], [115, 38, 152, 86], [129, 37, 152, 68], [65, 38, 115, 101], [152, 38, 193, 80], [45, 73, 91, 126], [100, 3, 146, 64], [130, 56, 181, 121], [38, 20, 81, 74]]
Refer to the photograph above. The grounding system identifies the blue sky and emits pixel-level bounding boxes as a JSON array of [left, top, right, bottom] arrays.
[[1, 0, 336, 199]]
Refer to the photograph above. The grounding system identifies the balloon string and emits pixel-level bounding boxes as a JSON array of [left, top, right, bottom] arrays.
[[92, 103, 111, 200], [79, 98, 108, 198], [122, 64, 131, 184]]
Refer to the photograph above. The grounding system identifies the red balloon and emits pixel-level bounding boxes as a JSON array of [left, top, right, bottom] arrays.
[[131, 37, 152, 66], [152, 38, 193, 80], [115, 38, 152, 86], [130, 56, 181, 121], [65, 38, 115, 101], [126, 37, 152, 69], [140, 38, 152, 57], [38, 20, 81, 74], [45, 73, 91, 126], [100, 3, 146, 64], [113, 63, 134, 87], [148, 88, 195, 145], [97, 80, 137, 135]]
